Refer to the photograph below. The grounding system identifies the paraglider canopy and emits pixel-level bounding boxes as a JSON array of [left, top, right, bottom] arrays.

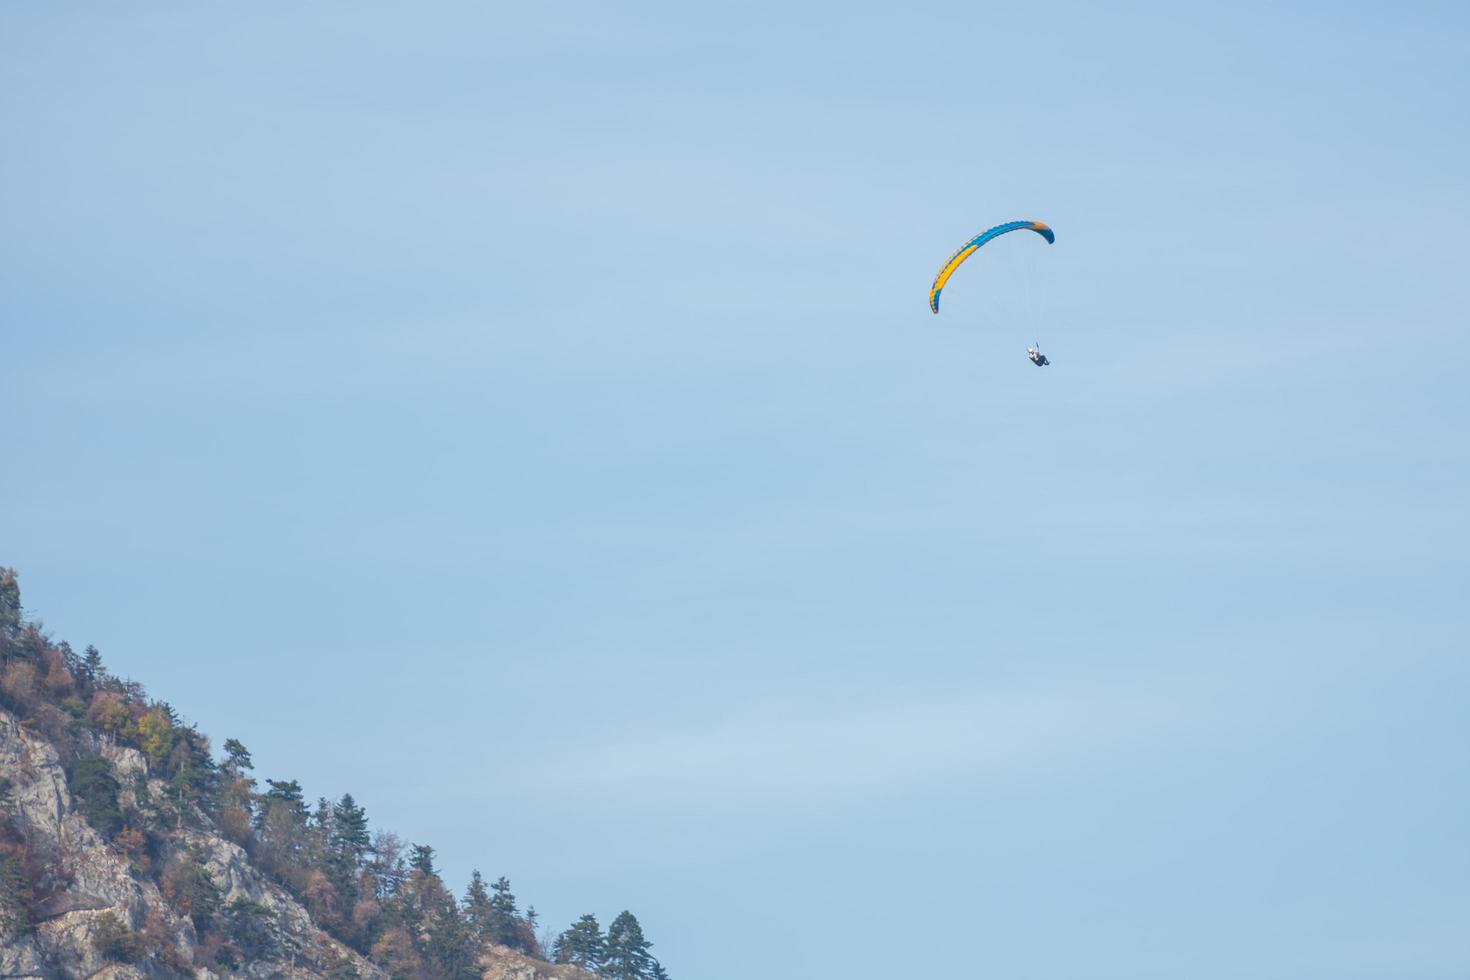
[[929, 220, 1054, 314]]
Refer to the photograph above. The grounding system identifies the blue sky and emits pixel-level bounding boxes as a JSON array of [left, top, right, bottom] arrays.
[[3, 2, 1468, 978]]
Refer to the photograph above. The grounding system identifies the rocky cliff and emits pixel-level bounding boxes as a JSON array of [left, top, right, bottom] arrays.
[[0, 706, 384, 978], [0, 568, 629, 980], [0, 705, 596, 980]]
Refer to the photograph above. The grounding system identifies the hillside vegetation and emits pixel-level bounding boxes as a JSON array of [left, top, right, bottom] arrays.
[[0, 567, 669, 980]]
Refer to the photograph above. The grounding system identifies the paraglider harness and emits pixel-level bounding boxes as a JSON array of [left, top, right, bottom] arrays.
[[1027, 344, 1050, 367]]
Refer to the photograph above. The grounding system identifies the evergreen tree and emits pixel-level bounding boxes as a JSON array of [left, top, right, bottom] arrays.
[[425, 900, 480, 980], [0, 569, 19, 644], [262, 779, 305, 811], [255, 779, 310, 876], [79, 646, 103, 687], [487, 876, 521, 948], [163, 727, 219, 818], [223, 898, 276, 960], [217, 738, 257, 831], [154, 700, 181, 727], [462, 870, 493, 938], [68, 756, 123, 839], [222, 738, 253, 775], [331, 794, 371, 864], [324, 793, 370, 905], [91, 911, 145, 963], [162, 846, 222, 933], [603, 911, 654, 980], [552, 913, 605, 970], [313, 796, 334, 832], [410, 843, 437, 877]]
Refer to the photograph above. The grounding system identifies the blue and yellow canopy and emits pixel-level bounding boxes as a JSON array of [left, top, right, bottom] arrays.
[[929, 220, 1054, 314]]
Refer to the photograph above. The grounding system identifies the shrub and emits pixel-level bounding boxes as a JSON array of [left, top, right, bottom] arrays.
[[225, 898, 276, 959], [0, 848, 33, 938], [91, 911, 146, 963], [0, 662, 38, 712], [68, 756, 123, 840]]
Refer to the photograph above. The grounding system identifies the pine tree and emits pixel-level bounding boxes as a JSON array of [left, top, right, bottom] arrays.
[[331, 794, 371, 864], [425, 899, 480, 980], [487, 876, 521, 948], [222, 738, 253, 775], [262, 779, 305, 810], [254, 779, 310, 877], [0, 569, 19, 643], [552, 913, 605, 970], [79, 646, 104, 687], [313, 797, 333, 832], [603, 911, 654, 980], [162, 846, 222, 933], [68, 756, 123, 839], [410, 843, 437, 877], [318, 793, 369, 907], [462, 870, 493, 938], [218, 738, 257, 828]]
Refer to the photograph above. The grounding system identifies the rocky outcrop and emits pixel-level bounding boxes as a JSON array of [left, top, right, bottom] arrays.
[[480, 946, 597, 980], [1, 709, 151, 979], [0, 709, 384, 979]]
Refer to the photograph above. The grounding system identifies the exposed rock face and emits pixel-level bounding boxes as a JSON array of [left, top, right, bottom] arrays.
[[1, 709, 148, 979], [0, 708, 384, 979], [0, 709, 597, 980], [480, 946, 597, 980]]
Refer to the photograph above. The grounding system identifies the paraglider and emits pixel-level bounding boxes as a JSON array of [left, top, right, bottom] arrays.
[[928, 220, 1054, 315], [1027, 343, 1050, 367]]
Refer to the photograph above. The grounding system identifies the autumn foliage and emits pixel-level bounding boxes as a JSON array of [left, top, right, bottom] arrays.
[[0, 568, 671, 979]]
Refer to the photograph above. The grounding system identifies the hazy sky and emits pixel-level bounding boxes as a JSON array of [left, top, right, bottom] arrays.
[[3, 3, 1468, 978]]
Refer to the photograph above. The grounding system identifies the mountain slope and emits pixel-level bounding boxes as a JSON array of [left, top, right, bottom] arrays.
[[0, 569, 623, 980], [0, 704, 387, 978]]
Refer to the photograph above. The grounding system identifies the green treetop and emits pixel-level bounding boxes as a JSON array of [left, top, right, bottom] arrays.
[[552, 913, 605, 970], [603, 911, 655, 980]]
